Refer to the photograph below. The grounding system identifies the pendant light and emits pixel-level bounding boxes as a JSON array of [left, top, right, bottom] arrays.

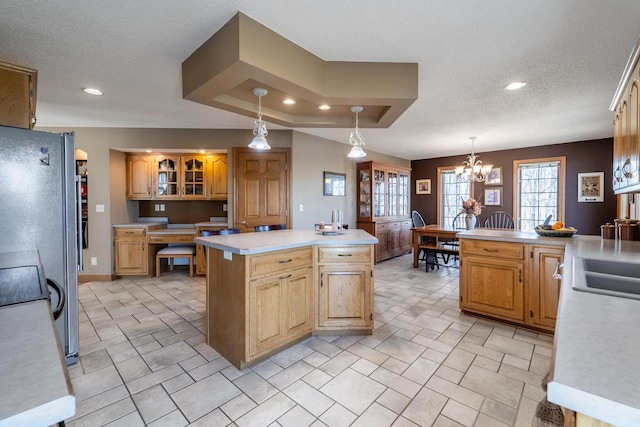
[[454, 137, 493, 182], [248, 88, 271, 150], [347, 106, 367, 158]]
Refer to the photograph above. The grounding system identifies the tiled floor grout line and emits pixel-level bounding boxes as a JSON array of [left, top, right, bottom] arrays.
[[68, 256, 548, 426]]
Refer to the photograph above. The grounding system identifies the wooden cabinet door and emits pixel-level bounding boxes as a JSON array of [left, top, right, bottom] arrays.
[[154, 155, 180, 199], [318, 265, 372, 329], [376, 228, 390, 261], [282, 267, 313, 338], [461, 256, 525, 322], [114, 239, 146, 274], [249, 276, 284, 357], [127, 155, 152, 199], [209, 154, 228, 199], [529, 245, 563, 331], [234, 148, 289, 232], [0, 63, 36, 129], [181, 155, 206, 199]]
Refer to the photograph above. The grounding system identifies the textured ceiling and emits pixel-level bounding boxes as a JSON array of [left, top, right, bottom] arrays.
[[1, 1, 639, 160]]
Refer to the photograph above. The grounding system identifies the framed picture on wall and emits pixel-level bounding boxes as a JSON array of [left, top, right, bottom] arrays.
[[484, 167, 502, 185], [484, 188, 502, 206], [323, 171, 346, 196], [578, 172, 604, 202], [416, 179, 431, 194]]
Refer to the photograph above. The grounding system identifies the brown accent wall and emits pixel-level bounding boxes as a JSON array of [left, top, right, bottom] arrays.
[[411, 138, 616, 236], [138, 200, 227, 224]]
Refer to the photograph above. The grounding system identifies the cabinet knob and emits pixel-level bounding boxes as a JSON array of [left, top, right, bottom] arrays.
[[278, 259, 293, 264]]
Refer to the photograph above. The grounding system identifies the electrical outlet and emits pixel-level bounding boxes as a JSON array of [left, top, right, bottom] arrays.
[[160, 204, 165, 211], [299, 204, 304, 212], [155, 204, 160, 211], [90, 257, 97, 266], [96, 204, 104, 213], [223, 203, 228, 212]]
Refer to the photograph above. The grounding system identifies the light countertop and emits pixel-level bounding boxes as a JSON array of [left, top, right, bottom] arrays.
[[0, 300, 75, 426], [147, 228, 196, 235], [459, 230, 640, 425], [195, 229, 378, 255], [112, 222, 165, 229]]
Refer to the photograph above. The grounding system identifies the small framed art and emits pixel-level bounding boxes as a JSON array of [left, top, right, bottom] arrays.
[[578, 172, 604, 202], [416, 179, 431, 194], [485, 167, 502, 185], [484, 188, 503, 206]]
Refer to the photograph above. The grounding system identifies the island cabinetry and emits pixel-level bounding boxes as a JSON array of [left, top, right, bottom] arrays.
[[460, 240, 525, 322], [126, 155, 153, 199], [195, 224, 226, 275], [317, 246, 373, 332], [459, 237, 565, 332], [114, 227, 152, 275], [208, 246, 313, 368], [529, 245, 564, 331]]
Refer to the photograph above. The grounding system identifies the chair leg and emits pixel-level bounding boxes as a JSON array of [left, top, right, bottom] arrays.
[[189, 255, 194, 277], [156, 257, 161, 277]]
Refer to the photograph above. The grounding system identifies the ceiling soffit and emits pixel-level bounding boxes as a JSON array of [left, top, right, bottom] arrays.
[[182, 12, 418, 128]]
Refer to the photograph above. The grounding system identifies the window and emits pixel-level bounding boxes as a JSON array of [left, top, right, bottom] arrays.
[[514, 157, 566, 231], [438, 167, 471, 227]]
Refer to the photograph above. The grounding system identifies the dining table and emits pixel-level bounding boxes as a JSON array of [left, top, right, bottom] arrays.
[[411, 224, 462, 268]]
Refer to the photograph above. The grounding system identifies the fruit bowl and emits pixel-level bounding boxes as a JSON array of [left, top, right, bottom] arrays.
[[534, 226, 577, 237]]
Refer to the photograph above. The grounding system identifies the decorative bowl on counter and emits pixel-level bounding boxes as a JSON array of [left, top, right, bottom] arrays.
[[534, 226, 577, 237]]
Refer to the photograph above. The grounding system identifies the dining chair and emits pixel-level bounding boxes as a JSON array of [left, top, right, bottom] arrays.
[[483, 211, 515, 229], [268, 224, 287, 230], [202, 228, 241, 236], [254, 225, 270, 232], [411, 210, 429, 262]]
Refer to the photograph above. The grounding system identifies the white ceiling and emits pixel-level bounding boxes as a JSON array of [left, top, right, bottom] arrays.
[[1, 1, 639, 160]]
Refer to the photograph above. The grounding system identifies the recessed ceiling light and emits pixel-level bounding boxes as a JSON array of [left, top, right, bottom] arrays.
[[199, 150, 206, 154], [83, 87, 103, 95], [145, 149, 153, 153], [504, 81, 526, 91], [282, 99, 296, 105], [318, 104, 331, 110]]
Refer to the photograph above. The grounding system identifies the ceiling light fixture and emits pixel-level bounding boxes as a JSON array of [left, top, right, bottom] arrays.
[[248, 88, 271, 150], [83, 87, 103, 95], [504, 81, 526, 91], [282, 98, 296, 105], [318, 104, 331, 110], [347, 106, 367, 158], [454, 137, 492, 182]]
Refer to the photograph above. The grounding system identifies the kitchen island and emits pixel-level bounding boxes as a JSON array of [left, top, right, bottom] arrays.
[[458, 229, 640, 426], [195, 229, 378, 369]]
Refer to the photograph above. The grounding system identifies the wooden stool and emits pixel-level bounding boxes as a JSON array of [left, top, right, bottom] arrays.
[[156, 245, 195, 277]]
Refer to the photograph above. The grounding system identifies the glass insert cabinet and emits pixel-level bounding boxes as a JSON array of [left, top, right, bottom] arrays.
[[356, 161, 412, 262], [154, 155, 206, 199]]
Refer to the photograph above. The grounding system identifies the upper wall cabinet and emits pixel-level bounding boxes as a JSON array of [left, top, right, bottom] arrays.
[[612, 39, 640, 194], [126, 153, 227, 200], [0, 61, 37, 129]]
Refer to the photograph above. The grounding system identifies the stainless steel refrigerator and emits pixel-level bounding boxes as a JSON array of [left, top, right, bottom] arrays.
[[0, 125, 82, 364]]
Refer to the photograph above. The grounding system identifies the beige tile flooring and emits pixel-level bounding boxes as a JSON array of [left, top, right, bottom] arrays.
[[67, 254, 551, 426]]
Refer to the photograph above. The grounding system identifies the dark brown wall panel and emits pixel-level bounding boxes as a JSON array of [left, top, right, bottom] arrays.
[[138, 200, 227, 224], [411, 138, 616, 235]]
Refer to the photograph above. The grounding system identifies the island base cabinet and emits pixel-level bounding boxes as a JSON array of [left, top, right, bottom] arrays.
[[249, 267, 313, 358], [529, 245, 564, 331], [318, 265, 373, 331], [460, 256, 525, 322]]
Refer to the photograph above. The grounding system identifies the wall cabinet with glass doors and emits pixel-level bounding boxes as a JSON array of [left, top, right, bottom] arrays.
[[126, 153, 227, 200], [356, 161, 412, 262]]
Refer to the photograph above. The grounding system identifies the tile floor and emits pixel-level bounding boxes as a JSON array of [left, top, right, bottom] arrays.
[[67, 254, 551, 427]]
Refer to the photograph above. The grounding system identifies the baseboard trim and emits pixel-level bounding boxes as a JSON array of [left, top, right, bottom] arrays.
[[78, 274, 115, 283]]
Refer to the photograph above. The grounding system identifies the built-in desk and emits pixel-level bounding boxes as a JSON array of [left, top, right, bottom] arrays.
[[0, 300, 75, 426]]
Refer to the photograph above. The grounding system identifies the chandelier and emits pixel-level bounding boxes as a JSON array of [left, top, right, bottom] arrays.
[[347, 106, 367, 158], [248, 88, 271, 150], [454, 137, 492, 182]]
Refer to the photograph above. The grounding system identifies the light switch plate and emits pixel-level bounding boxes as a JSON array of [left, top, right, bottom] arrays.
[[96, 204, 104, 213]]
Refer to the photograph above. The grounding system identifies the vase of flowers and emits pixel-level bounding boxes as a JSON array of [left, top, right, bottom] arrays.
[[461, 197, 482, 229]]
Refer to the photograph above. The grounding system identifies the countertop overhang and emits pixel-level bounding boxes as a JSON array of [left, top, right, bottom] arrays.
[[195, 229, 378, 255], [459, 230, 640, 425]]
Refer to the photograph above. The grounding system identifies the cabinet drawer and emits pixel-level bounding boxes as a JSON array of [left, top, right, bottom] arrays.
[[318, 246, 373, 264], [461, 239, 524, 260], [377, 221, 400, 231], [249, 247, 313, 279], [147, 234, 195, 244], [114, 228, 146, 238]]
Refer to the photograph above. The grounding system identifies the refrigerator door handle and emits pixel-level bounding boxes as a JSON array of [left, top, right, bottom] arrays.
[[75, 174, 84, 271]]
